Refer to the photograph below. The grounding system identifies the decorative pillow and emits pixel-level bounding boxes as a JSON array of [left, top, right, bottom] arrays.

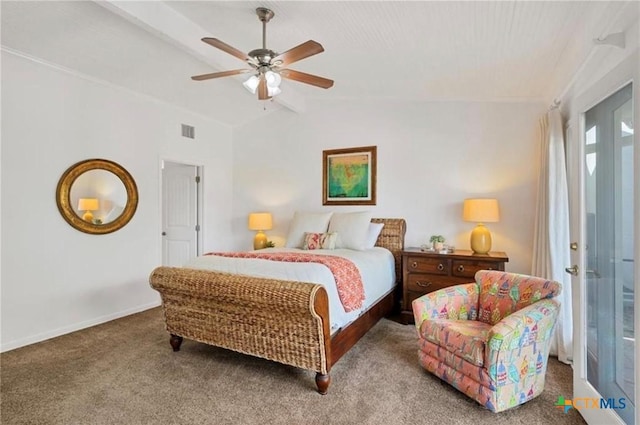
[[285, 211, 333, 248], [328, 211, 373, 250], [302, 232, 338, 250], [365, 222, 384, 249]]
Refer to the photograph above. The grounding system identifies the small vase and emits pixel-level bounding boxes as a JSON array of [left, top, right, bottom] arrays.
[[435, 242, 444, 251]]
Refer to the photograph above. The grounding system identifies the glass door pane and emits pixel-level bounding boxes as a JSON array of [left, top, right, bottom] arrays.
[[584, 82, 634, 424]]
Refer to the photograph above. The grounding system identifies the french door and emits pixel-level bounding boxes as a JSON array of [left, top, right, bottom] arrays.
[[571, 80, 635, 424]]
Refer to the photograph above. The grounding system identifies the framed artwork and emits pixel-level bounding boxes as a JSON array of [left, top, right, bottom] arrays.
[[322, 145, 377, 205]]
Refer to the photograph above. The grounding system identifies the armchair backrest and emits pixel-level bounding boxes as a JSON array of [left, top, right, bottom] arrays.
[[476, 271, 561, 325]]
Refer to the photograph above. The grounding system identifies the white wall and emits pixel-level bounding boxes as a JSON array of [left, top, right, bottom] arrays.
[[561, 20, 639, 119], [232, 99, 546, 274], [0, 51, 234, 352]]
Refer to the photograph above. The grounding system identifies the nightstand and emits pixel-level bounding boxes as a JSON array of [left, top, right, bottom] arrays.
[[401, 248, 509, 323]]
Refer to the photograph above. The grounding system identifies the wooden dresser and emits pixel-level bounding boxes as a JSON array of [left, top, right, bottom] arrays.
[[401, 248, 509, 323]]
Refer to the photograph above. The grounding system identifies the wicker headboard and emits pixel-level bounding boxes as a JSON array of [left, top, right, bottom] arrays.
[[371, 218, 406, 284]]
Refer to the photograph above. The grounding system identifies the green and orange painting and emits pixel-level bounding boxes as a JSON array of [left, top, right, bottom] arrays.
[[327, 154, 370, 198]]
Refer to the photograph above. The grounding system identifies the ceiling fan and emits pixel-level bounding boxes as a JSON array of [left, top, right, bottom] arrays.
[[191, 7, 334, 100]]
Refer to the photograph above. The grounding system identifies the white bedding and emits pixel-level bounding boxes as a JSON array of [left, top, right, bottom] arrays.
[[185, 247, 396, 334]]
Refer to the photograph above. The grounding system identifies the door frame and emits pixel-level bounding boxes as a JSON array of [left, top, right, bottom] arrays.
[[159, 158, 204, 264], [567, 52, 638, 425]]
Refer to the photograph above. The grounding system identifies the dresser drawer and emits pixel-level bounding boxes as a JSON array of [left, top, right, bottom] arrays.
[[452, 260, 500, 278], [406, 274, 461, 293], [405, 256, 449, 275], [405, 291, 433, 309], [401, 249, 508, 324]]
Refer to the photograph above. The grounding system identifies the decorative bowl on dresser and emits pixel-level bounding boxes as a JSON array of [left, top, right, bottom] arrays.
[[401, 248, 509, 323]]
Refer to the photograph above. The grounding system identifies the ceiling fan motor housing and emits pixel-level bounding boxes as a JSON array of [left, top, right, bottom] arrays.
[[248, 48, 279, 67]]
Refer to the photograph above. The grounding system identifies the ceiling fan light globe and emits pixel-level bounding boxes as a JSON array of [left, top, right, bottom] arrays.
[[265, 71, 282, 88], [243, 75, 260, 94], [267, 86, 282, 97]]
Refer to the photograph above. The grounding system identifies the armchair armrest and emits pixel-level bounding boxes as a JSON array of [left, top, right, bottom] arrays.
[[411, 283, 479, 329], [485, 298, 561, 377]]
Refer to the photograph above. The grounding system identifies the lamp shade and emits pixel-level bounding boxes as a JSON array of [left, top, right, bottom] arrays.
[[463, 198, 500, 223], [248, 213, 273, 231], [78, 198, 99, 211]]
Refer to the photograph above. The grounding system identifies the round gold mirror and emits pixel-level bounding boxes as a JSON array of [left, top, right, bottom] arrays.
[[56, 159, 138, 234]]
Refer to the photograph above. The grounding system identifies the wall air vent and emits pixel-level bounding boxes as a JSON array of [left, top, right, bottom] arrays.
[[181, 124, 195, 139]]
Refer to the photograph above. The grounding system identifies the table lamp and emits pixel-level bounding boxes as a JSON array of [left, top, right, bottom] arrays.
[[248, 212, 273, 250], [78, 198, 99, 222], [462, 198, 500, 255]]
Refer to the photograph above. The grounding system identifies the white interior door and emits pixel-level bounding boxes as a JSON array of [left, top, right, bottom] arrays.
[[162, 161, 200, 267], [570, 81, 635, 425]]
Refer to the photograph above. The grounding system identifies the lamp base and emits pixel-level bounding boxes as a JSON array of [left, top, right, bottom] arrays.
[[254, 231, 268, 250], [470, 223, 492, 255], [82, 211, 94, 222]]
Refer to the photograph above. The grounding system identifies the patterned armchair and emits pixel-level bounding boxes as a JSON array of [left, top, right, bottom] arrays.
[[412, 270, 561, 412]]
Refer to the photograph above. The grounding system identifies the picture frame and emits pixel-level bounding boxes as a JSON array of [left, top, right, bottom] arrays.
[[322, 145, 377, 205]]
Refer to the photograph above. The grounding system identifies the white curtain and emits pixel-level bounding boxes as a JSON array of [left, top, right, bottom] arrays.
[[532, 107, 573, 364]]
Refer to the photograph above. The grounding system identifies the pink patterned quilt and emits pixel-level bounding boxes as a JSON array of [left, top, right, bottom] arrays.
[[205, 251, 365, 312]]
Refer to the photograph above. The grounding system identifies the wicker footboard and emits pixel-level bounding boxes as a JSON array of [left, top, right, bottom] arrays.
[[149, 267, 331, 389]]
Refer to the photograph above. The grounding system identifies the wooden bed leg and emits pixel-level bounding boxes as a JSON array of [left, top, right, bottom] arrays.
[[169, 334, 183, 352], [315, 373, 330, 395]]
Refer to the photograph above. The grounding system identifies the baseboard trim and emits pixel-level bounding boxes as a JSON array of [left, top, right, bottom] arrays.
[[0, 301, 161, 353]]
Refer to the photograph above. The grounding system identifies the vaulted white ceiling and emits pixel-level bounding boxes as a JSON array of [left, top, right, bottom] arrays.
[[1, 1, 637, 126]]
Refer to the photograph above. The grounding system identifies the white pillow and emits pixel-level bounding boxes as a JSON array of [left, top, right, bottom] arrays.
[[365, 222, 384, 249], [328, 211, 373, 250], [285, 211, 333, 248]]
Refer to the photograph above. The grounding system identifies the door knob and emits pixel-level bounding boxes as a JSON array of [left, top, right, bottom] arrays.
[[570, 242, 578, 251], [565, 265, 579, 276], [162, 231, 167, 236]]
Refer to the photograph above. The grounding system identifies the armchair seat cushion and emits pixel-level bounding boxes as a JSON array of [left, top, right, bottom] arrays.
[[419, 319, 491, 367]]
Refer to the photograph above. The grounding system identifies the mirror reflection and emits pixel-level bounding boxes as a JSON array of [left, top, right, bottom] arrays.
[[70, 170, 127, 225]]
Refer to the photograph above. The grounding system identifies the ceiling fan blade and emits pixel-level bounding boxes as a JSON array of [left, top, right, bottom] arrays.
[[271, 40, 324, 67], [257, 76, 270, 100], [279, 69, 334, 89], [191, 69, 251, 81], [202, 37, 251, 63]]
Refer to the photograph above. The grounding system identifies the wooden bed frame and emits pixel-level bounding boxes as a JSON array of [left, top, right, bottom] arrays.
[[149, 218, 406, 394]]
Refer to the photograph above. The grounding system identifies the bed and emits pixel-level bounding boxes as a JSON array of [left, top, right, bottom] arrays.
[[149, 218, 406, 394]]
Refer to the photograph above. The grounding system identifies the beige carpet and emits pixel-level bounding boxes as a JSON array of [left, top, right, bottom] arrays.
[[1, 308, 585, 425]]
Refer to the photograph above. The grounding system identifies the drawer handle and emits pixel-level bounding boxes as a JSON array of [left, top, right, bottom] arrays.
[[411, 261, 418, 269], [437, 263, 444, 271], [457, 265, 465, 272], [416, 281, 432, 288]]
